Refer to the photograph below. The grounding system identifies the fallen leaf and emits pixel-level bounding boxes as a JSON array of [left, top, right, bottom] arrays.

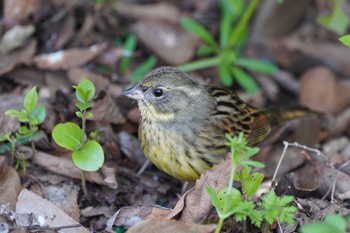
[[90, 91, 125, 124], [300, 67, 350, 114], [0, 156, 22, 211], [33, 148, 118, 189], [3, 0, 39, 27], [127, 219, 216, 233], [16, 189, 89, 233], [168, 155, 232, 223], [34, 43, 108, 70], [131, 19, 197, 65], [0, 24, 35, 54], [107, 205, 171, 229]]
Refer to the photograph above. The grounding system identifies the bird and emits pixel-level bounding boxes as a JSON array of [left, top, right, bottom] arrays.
[[121, 66, 314, 181]]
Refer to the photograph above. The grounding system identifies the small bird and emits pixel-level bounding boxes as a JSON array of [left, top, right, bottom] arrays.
[[122, 66, 313, 181]]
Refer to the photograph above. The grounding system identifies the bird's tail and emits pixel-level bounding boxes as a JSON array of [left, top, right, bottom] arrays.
[[264, 106, 318, 127]]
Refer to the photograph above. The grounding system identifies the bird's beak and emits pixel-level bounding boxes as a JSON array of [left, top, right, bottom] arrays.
[[121, 85, 145, 100]]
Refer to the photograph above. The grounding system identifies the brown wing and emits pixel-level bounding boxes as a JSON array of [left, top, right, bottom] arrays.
[[207, 87, 272, 146]]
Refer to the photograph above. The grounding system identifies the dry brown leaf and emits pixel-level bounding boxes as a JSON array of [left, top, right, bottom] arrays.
[[0, 24, 35, 54], [67, 67, 110, 93], [0, 156, 22, 211], [0, 114, 19, 137], [131, 19, 197, 65], [168, 155, 232, 223], [95, 47, 124, 69], [282, 37, 350, 76], [115, 2, 180, 23], [0, 39, 37, 76], [3, 0, 39, 27], [34, 43, 108, 70], [89, 91, 125, 124], [299, 67, 350, 114], [33, 149, 118, 189], [52, 11, 75, 50], [127, 219, 215, 233], [16, 189, 89, 233], [108, 205, 171, 229], [118, 131, 146, 166]]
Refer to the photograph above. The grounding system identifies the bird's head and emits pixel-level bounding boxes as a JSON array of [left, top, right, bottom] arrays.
[[121, 66, 213, 123]]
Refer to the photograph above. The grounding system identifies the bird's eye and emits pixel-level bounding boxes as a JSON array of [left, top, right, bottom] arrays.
[[153, 88, 163, 97]]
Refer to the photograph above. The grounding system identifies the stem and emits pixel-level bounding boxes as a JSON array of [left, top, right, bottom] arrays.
[[216, 147, 237, 233], [10, 141, 15, 165], [215, 217, 225, 233], [81, 110, 86, 145], [177, 56, 221, 72], [81, 170, 89, 201], [228, 0, 259, 47]]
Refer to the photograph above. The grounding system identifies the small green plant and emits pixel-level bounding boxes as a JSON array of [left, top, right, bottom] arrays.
[[1, 87, 46, 167], [52, 79, 104, 199], [317, 0, 349, 35], [118, 34, 157, 83], [206, 133, 297, 233], [178, 0, 278, 92], [300, 214, 350, 233]]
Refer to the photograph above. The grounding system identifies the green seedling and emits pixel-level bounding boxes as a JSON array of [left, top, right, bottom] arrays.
[[118, 34, 157, 82], [178, 0, 278, 92], [2, 87, 46, 166], [300, 214, 350, 233], [206, 132, 297, 233], [52, 79, 104, 199]]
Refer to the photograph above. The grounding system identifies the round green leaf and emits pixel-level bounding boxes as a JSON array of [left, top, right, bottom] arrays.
[[52, 123, 83, 151], [75, 79, 95, 103], [72, 140, 104, 171]]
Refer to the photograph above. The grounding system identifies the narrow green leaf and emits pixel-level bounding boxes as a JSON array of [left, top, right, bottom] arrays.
[[241, 160, 264, 168], [72, 140, 104, 171], [119, 35, 137, 75], [231, 67, 259, 93], [177, 56, 221, 72], [24, 87, 38, 114], [52, 123, 83, 151], [236, 58, 278, 74], [128, 55, 157, 82], [219, 63, 233, 87], [180, 18, 218, 48], [339, 35, 350, 48], [196, 45, 215, 56], [75, 79, 95, 103]]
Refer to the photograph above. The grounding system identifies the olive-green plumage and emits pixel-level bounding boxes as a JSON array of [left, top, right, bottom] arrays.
[[122, 66, 312, 181]]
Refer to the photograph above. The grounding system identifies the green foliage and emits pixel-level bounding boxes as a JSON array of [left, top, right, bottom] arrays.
[[3, 86, 46, 165], [52, 79, 104, 173], [300, 214, 349, 233], [52, 123, 84, 151], [317, 0, 349, 35], [206, 132, 297, 233], [339, 35, 350, 48], [118, 35, 157, 82], [72, 140, 104, 172], [178, 0, 278, 92], [128, 55, 157, 82], [259, 191, 297, 225]]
